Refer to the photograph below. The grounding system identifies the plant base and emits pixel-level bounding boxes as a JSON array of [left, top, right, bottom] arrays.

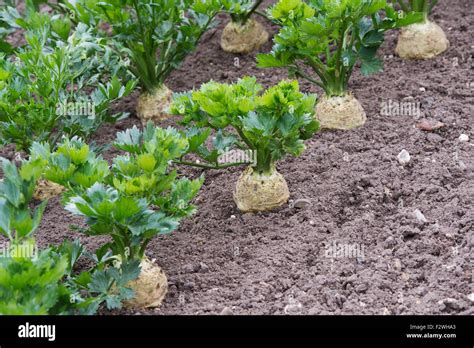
[[220, 19, 269, 54], [233, 166, 289, 212], [33, 179, 65, 201], [136, 85, 173, 125], [395, 20, 449, 59], [315, 94, 367, 130], [124, 257, 168, 309]]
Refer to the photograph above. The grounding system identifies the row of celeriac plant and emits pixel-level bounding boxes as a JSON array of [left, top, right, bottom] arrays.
[[0, 8, 136, 153], [55, 0, 223, 124], [0, 0, 446, 313], [0, 0, 214, 313]]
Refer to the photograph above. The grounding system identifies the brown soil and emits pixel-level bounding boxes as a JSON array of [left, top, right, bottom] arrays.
[[1, 0, 473, 315]]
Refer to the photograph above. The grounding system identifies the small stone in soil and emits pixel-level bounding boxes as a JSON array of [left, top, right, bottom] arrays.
[[220, 307, 234, 315], [416, 119, 445, 132], [467, 293, 474, 302], [438, 298, 462, 311], [397, 150, 411, 165], [413, 209, 428, 224], [459, 134, 469, 142], [292, 198, 312, 209]]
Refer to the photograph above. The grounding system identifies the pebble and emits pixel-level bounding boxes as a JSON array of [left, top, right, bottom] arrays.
[[397, 149, 411, 165], [309, 220, 315, 225], [467, 293, 474, 302], [220, 307, 234, 315], [284, 303, 303, 314], [459, 134, 469, 142], [413, 209, 428, 224], [416, 119, 445, 131], [419, 87, 426, 92], [438, 298, 462, 310], [291, 198, 312, 209], [230, 215, 236, 219]]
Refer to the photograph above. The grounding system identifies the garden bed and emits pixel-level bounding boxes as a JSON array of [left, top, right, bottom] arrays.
[[1, 0, 473, 315]]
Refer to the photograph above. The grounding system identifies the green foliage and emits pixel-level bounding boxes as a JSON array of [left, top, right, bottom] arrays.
[[0, 10, 136, 153], [221, 0, 264, 24], [0, 238, 141, 314], [0, 158, 45, 244], [0, 246, 70, 315], [257, 0, 424, 97], [0, 156, 139, 314], [29, 137, 110, 189], [113, 124, 203, 217], [172, 76, 319, 174], [62, 0, 222, 94], [64, 125, 203, 262], [60, 240, 141, 314], [394, 0, 438, 16]]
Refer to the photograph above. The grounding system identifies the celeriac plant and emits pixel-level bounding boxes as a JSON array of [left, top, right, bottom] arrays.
[[257, 0, 423, 129], [0, 10, 135, 153], [220, 0, 269, 53], [65, 125, 202, 261], [63, 125, 203, 308], [172, 76, 318, 212], [0, 158, 138, 314], [61, 0, 222, 123], [393, 0, 449, 59]]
